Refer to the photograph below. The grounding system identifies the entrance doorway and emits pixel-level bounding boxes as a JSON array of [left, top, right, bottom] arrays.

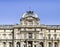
[[28, 41, 32, 47], [40, 42, 44, 47]]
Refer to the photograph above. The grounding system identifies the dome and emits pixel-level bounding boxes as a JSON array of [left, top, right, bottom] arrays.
[[22, 11, 38, 18]]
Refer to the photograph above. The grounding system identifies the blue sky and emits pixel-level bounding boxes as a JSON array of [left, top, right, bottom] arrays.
[[0, 0, 60, 25]]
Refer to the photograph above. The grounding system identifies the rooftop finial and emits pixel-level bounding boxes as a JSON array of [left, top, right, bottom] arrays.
[[22, 9, 38, 18], [27, 11, 34, 14]]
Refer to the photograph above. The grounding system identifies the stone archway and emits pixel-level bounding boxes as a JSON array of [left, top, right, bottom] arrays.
[[16, 42, 20, 47], [54, 42, 58, 47], [40, 42, 44, 47], [49, 42, 52, 47]]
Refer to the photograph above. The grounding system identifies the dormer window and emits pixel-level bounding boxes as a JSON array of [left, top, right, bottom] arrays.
[[20, 11, 40, 26]]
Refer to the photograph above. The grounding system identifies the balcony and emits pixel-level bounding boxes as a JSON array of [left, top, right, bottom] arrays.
[[20, 24, 41, 27], [20, 28, 40, 32], [26, 29, 35, 31]]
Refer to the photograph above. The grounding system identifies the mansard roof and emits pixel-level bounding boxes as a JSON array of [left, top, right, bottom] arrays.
[[0, 25, 14, 29], [46, 25, 60, 29]]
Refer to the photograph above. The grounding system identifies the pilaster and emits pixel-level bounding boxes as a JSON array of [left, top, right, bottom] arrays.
[[47, 42, 48, 47], [59, 42, 60, 47], [14, 41, 16, 47], [33, 41, 34, 47], [27, 41, 28, 47], [53, 42, 54, 47], [6, 42, 9, 47], [0, 41, 2, 47]]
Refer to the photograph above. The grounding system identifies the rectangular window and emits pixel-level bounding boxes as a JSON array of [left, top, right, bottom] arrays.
[[40, 33, 43, 39], [54, 30, 56, 32], [4, 29, 6, 32], [48, 34, 51, 40], [9, 42, 12, 47], [24, 34, 26, 39], [18, 28, 20, 31], [3, 34, 6, 39], [29, 33, 32, 39], [49, 30, 50, 32], [54, 34, 57, 40], [41, 28, 42, 31], [34, 34, 36, 39]]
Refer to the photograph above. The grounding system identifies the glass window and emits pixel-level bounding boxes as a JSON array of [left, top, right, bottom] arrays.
[[16, 42, 20, 47], [18, 28, 20, 31], [41, 28, 42, 31], [24, 34, 26, 39], [34, 34, 36, 39], [48, 34, 51, 40], [3, 42, 6, 47], [29, 33, 32, 39], [40, 42, 44, 47], [34, 41, 36, 43], [54, 34, 57, 40], [49, 42, 52, 47], [49, 30, 50, 32], [9, 34, 12, 39], [9, 42, 12, 47], [54, 30, 56, 32], [54, 42, 58, 47]]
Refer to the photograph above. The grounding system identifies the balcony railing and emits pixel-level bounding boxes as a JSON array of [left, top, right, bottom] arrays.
[[20, 29, 40, 32]]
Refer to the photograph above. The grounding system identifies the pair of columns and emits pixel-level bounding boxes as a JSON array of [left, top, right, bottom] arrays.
[[0, 42, 12, 47], [47, 42, 60, 47], [13, 41, 43, 47]]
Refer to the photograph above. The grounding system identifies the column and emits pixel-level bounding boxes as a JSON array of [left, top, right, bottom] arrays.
[[44, 41, 46, 47], [1, 42, 3, 47], [59, 42, 60, 47], [20, 42, 21, 47], [27, 41, 28, 47], [33, 41, 34, 47], [37, 41, 40, 47], [27, 33, 28, 39], [6, 42, 9, 47], [53, 42, 54, 47], [0, 41, 2, 47], [33, 33, 34, 39], [14, 41, 16, 47], [46, 42, 48, 47], [21, 41, 24, 47]]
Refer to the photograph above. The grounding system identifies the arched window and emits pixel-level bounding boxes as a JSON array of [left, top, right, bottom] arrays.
[[40, 42, 44, 47], [3, 42, 6, 47], [16, 42, 20, 47], [9, 42, 12, 47], [49, 42, 52, 47], [54, 42, 58, 47]]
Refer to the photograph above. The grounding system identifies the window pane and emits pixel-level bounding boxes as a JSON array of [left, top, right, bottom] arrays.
[[29, 33, 32, 39]]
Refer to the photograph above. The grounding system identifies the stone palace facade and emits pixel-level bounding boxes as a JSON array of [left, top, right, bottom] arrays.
[[0, 11, 60, 47]]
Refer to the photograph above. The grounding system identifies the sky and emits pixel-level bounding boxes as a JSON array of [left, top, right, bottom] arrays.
[[0, 0, 60, 25]]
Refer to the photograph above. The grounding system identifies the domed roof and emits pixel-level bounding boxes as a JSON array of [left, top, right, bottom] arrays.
[[22, 11, 38, 18]]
